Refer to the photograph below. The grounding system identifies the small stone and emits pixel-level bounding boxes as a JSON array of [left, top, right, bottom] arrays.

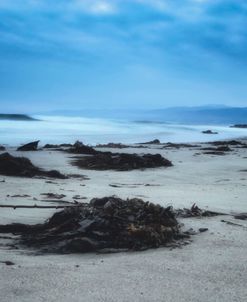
[[4, 261, 15, 266]]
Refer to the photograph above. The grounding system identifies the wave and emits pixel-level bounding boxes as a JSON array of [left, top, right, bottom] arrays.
[[0, 115, 246, 146]]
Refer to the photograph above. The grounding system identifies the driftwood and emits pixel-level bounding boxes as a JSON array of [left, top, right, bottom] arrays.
[[0, 204, 80, 209], [174, 203, 226, 217], [221, 220, 247, 229]]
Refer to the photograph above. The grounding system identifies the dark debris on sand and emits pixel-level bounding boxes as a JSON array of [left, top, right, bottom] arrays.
[[0, 198, 224, 254], [162, 143, 201, 149], [72, 152, 173, 171], [200, 146, 232, 152], [95, 143, 131, 149], [208, 140, 246, 146], [43, 143, 73, 149], [0, 152, 66, 179]]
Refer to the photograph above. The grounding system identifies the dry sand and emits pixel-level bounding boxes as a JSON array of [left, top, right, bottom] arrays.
[[0, 141, 247, 301]]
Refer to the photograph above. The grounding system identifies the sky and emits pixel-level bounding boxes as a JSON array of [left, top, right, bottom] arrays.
[[0, 0, 247, 113]]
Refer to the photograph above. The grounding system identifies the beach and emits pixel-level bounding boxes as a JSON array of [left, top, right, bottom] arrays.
[[0, 138, 247, 301], [2, 0, 247, 300]]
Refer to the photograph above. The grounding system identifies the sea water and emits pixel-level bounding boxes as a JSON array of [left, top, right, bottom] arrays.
[[0, 115, 246, 146]]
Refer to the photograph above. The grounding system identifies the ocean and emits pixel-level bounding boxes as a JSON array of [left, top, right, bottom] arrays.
[[0, 115, 246, 146]]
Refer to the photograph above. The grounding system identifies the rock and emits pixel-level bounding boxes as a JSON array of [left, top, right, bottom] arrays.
[[67, 141, 98, 155], [1, 261, 15, 266], [199, 228, 208, 233], [0, 146, 5, 151], [17, 140, 40, 151], [0, 152, 66, 179], [140, 139, 161, 145], [230, 124, 247, 129], [202, 130, 218, 134], [72, 152, 173, 171]]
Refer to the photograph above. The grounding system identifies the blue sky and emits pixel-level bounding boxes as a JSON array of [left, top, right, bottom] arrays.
[[0, 0, 247, 113]]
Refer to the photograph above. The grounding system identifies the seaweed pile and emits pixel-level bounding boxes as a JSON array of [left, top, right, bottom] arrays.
[[42, 140, 172, 171], [72, 152, 172, 171], [67, 141, 98, 155], [208, 140, 246, 146], [0, 197, 184, 253], [43, 143, 72, 149], [0, 152, 66, 179], [95, 143, 131, 149]]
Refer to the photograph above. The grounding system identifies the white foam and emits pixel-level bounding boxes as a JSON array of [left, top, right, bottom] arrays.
[[0, 115, 246, 146]]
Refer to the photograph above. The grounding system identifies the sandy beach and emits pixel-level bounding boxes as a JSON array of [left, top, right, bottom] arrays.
[[0, 140, 247, 301], [2, 1, 247, 300]]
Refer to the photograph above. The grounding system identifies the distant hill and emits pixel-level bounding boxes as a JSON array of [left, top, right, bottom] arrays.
[[140, 106, 247, 125], [0, 114, 38, 121]]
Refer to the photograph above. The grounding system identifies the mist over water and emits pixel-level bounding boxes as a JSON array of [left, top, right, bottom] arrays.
[[0, 115, 246, 146]]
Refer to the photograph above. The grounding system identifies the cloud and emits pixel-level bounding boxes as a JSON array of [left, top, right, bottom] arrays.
[[0, 0, 247, 68], [0, 0, 116, 15], [69, 0, 116, 15], [0, 0, 247, 110]]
